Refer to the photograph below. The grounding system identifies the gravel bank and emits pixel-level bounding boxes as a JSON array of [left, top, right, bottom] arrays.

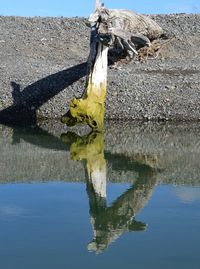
[[0, 14, 199, 124]]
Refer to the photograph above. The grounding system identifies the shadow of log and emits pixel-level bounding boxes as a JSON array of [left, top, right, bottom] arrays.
[[0, 62, 87, 126], [11, 125, 68, 151]]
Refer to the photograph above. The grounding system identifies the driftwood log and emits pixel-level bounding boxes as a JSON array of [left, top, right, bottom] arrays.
[[61, 0, 110, 131], [61, 0, 163, 131]]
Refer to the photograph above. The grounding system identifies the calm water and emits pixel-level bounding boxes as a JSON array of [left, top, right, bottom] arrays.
[[0, 122, 200, 269]]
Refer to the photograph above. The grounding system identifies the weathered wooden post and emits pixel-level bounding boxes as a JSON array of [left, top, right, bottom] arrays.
[[61, 0, 110, 132], [61, 1, 164, 131]]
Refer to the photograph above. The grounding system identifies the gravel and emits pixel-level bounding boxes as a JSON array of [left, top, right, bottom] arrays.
[[0, 14, 199, 124]]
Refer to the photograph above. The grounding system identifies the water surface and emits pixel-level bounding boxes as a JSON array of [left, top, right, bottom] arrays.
[[0, 122, 200, 269]]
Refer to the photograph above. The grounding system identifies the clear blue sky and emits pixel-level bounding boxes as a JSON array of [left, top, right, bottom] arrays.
[[0, 0, 199, 17]]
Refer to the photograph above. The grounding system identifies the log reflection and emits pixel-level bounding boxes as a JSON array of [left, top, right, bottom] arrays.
[[61, 131, 158, 253]]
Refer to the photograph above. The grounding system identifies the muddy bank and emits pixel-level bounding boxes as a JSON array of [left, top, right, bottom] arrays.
[[0, 14, 200, 124]]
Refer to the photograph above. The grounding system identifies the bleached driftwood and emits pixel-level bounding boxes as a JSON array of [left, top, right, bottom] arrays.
[[61, 0, 163, 131], [61, 1, 111, 131], [89, 4, 163, 59]]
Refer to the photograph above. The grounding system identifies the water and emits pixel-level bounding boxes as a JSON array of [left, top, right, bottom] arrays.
[[0, 122, 200, 269]]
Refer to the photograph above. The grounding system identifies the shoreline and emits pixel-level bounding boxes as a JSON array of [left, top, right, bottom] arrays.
[[0, 14, 200, 124]]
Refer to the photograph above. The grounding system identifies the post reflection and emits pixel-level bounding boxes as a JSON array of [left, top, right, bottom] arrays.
[[61, 131, 158, 254]]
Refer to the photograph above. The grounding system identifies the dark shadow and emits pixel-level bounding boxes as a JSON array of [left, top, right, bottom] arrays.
[[11, 125, 69, 151], [0, 62, 87, 126], [11, 82, 21, 105]]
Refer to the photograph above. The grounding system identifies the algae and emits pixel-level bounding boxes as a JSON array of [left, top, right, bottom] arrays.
[[61, 33, 109, 132]]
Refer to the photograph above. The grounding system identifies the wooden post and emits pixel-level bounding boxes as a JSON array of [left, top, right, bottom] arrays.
[[61, 0, 164, 131], [61, 1, 109, 132]]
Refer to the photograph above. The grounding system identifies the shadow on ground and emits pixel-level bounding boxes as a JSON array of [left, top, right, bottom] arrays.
[[0, 62, 87, 126]]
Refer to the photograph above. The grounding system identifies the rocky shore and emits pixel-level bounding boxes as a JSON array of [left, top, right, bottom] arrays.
[[0, 14, 200, 124]]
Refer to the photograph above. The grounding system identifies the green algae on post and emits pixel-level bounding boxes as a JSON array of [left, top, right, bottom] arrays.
[[61, 1, 109, 132], [61, 42, 108, 131]]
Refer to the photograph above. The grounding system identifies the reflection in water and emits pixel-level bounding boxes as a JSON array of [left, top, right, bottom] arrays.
[[1, 122, 200, 268], [1, 122, 200, 185], [61, 131, 158, 253], [62, 132, 107, 198], [174, 187, 200, 203]]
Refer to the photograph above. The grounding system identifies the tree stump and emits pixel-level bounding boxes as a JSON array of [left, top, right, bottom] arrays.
[[61, 1, 110, 132], [61, 0, 164, 131]]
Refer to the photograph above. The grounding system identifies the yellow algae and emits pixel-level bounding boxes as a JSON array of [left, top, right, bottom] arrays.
[[61, 85, 106, 131], [61, 41, 108, 132], [70, 83, 106, 130], [61, 131, 106, 186]]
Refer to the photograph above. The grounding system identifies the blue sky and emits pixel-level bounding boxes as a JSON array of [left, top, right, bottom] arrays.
[[0, 0, 199, 17]]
